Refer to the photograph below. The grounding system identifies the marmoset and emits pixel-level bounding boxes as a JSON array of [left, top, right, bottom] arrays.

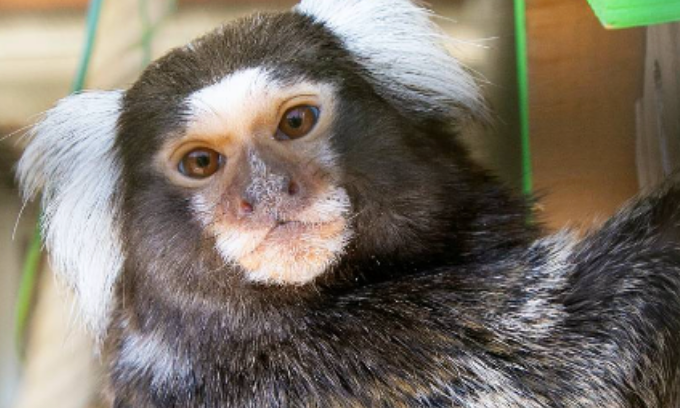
[[17, 1, 680, 407]]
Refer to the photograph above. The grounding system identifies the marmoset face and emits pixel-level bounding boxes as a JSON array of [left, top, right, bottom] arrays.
[[155, 71, 350, 285], [19, 1, 484, 334], [115, 12, 478, 300], [117, 13, 425, 294]]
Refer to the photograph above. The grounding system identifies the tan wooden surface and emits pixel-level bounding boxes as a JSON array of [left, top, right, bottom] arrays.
[[527, 0, 644, 231]]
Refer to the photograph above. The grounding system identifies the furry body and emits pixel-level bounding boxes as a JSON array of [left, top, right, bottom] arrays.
[[107, 183, 680, 407], [17, 1, 680, 407]]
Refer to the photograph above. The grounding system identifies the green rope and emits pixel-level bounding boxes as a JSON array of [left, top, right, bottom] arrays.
[[514, 0, 533, 196], [72, 0, 105, 93], [15, 0, 105, 354]]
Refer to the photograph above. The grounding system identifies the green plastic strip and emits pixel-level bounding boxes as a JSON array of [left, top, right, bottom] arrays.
[[15, 0, 105, 353], [514, 0, 533, 196], [587, 0, 680, 29]]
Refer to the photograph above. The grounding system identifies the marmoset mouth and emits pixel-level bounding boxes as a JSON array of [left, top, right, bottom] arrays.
[[247, 218, 347, 253], [237, 217, 350, 285]]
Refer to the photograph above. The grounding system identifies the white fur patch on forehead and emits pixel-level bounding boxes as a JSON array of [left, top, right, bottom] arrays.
[[184, 67, 336, 140], [17, 91, 124, 342], [186, 67, 277, 135], [295, 0, 485, 122]]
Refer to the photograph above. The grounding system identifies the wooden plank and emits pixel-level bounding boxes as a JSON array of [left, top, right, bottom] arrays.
[[527, 0, 644, 230], [636, 23, 680, 189]]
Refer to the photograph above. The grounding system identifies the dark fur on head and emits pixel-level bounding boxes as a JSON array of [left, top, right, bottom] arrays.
[[17, 1, 680, 407]]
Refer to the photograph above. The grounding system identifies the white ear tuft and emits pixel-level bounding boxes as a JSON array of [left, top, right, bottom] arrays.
[[17, 90, 124, 341], [295, 0, 485, 123]]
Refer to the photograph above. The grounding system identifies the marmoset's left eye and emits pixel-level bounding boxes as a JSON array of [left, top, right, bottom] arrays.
[[275, 105, 320, 141]]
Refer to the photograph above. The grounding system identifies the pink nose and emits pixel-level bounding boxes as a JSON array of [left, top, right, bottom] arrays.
[[239, 199, 254, 215], [237, 178, 301, 218]]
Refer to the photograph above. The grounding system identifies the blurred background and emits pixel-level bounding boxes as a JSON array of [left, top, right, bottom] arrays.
[[0, 0, 676, 407]]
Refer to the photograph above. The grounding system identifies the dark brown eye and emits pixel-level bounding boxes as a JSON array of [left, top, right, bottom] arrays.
[[276, 105, 320, 140], [178, 148, 223, 179]]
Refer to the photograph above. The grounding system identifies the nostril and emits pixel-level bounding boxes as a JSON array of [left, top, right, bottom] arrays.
[[287, 180, 300, 196], [239, 199, 254, 214]]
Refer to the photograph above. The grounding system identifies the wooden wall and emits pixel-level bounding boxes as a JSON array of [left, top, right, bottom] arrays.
[[527, 0, 645, 231]]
